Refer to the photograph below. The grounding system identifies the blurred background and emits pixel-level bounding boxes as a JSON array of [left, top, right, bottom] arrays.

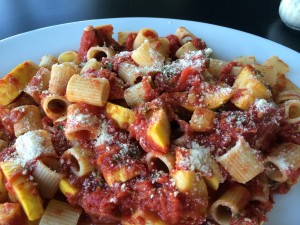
[[0, 0, 300, 52]]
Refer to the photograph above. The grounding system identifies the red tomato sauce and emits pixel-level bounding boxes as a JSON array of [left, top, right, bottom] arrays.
[[102, 51, 135, 72], [142, 77, 159, 102], [7, 74, 19, 86], [166, 34, 181, 59], [279, 122, 300, 144], [0, 107, 27, 138], [218, 61, 239, 86], [125, 32, 138, 51], [78, 27, 99, 61], [191, 38, 206, 50], [0, 203, 27, 225], [78, 25, 119, 61]]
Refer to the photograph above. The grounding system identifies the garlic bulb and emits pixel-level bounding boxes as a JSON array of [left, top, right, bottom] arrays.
[[279, 0, 300, 30]]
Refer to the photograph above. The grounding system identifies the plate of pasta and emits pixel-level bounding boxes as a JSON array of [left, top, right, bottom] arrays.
[[0, 17, 300, 225]]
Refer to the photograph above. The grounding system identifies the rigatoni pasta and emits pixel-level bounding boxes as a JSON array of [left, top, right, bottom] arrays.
[[39, 54, 58, 69], [32, 159, 63, 199], [41, 95, 71, 120], [49, 62, 78, 95], [283, 99, 300, 123], [131, 39, 165, 67], [210, 185, 251, 225], [0, 24, 299, 225], [65, 103, 100, 141], [175, 26, 196, 45], [39, 199, 82, 225], [86, 46, 116, 61], [58, 51, 81, 65], [233, 55, 256, 65], [80, 58, 102, 74], [0, 171, 8, 203], [247, 174, 270, 203], [124, 79, 149, 106], [11, 105, 43, 137], [0, 140, 7, 151], [24, 67, 51, 103], [117, 31, 138, 45], [217, 137, 264, 184], [117, 62, 145, 85], [264, 142, 300, 182], [175, 41, 198, 58], [276, 89, 300, 103], [62, 147, 93, 177], [132, 28, 158, 50], [145, 151, 176, 172], [66, 74, 110, 106]]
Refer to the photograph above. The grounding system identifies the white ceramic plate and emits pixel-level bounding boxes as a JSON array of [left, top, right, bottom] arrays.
[[0, 17, 300, 224]]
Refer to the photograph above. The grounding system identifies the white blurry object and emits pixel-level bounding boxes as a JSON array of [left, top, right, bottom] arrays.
[[279, 0, 300, 30]]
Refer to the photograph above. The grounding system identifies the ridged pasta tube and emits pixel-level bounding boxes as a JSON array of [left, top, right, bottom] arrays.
[[210, 185, 250, 225], [66, 74, 110, 107], [217, 137, 264, 184]]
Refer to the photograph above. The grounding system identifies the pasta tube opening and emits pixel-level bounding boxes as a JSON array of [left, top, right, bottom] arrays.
[[62, 148, 93, 177], [215, 205, 232, 224], [47, 98, 69, 114], [145, 151, 175, 173], [87, 46, 116, 61], [65, 103, 100, 141], [93, 50, 107, 60], [176, 27, 195, 45], [264, 162, 283, 182], [149, 158, 169, 172], [284, 100, 300, 123], [68, 154, 80, 173], [58, 51, 80, 65], [210, 185, 250, 225], [264, 143, 300, 182]]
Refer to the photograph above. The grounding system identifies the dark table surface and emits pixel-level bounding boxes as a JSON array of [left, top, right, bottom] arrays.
[[1, 0, 300, 53]]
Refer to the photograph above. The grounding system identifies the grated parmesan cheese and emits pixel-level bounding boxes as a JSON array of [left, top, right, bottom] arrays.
[[162, 50, 206, 79], [254, 99, 275, 113], [94, 121, 114, 146], [276, 157, 289, 170], [67, 109, 98, 126], [15, 130, 56, 166], [177, 142, 212, 174], [115, 51, 131, 57]]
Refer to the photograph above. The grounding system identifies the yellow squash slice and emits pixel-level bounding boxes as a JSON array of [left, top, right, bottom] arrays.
[[105, 102, 135, 130], [146, 108, 170, 152], [0, 161, 44, 221], [0, 61, 39, 106]]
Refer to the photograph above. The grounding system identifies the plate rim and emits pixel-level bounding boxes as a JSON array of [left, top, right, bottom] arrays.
[[1, 16, 300, 56]]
